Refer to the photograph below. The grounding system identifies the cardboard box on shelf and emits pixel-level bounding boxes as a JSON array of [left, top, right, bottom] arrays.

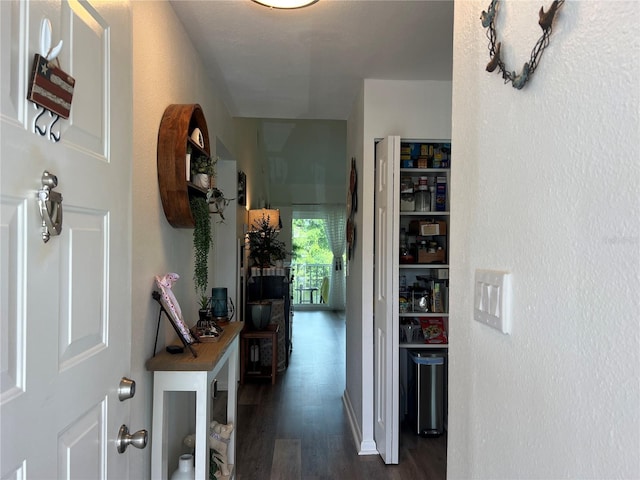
[[417, 248, 446, 264], [409, 220, 447, 236], [419, 317, 448, 344]]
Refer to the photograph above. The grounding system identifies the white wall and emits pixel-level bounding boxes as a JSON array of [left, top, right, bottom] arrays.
[[448, 2, 639, 478], [233, 118, 269, 210], [233, 117, 346, 208], [130, 2, 237, 477], [344, 85, 367, 450], [345, 79, 452, 453]]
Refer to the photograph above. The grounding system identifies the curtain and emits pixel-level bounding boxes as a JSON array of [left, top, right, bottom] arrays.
[[291, 204, 346, 310], [322, 205, 346, 309]]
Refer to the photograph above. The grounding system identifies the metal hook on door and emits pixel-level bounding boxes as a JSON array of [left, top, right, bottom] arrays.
[[37, 170, 63, 243]]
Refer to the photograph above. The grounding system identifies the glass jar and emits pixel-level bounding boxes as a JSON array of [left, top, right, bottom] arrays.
[[400, 191, 415, 211], [400, 177, 415, 211], [415, 186, 431, 212]]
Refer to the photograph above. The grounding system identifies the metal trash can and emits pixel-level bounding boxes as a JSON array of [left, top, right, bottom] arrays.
[[408, 350, 445, 436]]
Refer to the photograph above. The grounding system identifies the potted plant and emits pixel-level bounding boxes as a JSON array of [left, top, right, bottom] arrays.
[[190, 153, 216, 189], [246, 212, 288, 329], [190, 196, 212, 321], [247, 213, 287, 270]]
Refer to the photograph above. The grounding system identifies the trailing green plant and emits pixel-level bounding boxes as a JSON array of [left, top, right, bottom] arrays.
[[190, 196, 212, 304]]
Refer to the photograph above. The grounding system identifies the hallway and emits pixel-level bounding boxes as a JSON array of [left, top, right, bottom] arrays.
[[234, 310, 447, 479]]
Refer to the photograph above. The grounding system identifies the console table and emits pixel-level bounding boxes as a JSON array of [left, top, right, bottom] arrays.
[[146, 322, 243, 479]]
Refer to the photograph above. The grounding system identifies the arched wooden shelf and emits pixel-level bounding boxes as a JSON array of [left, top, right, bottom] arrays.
[[157, 104, 211, 228]]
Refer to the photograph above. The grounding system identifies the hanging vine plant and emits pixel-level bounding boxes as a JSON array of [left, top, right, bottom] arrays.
[[190, 196, 212, 307]]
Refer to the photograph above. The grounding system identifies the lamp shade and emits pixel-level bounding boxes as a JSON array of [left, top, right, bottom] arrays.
[[248, 208, 280, 231]]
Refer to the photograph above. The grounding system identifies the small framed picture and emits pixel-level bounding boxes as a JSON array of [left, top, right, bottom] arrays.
[[237, 171, 246, 206], [154, 274, 195, 347]]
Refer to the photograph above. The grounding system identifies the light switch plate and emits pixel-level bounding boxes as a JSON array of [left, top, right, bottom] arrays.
[[474, 269, 511, 334]]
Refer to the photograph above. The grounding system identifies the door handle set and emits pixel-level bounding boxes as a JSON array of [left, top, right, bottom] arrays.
[[116, 425, 148, 453], [116, 377, 148, 453]]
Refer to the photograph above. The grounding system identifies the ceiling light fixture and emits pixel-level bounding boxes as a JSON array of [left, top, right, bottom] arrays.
[[252, 0, 318, 9]]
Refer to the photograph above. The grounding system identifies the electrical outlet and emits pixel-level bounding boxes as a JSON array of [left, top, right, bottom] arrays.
[[474, 269, 511, 334]]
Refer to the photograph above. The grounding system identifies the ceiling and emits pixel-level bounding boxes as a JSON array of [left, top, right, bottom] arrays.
[[169, 0, 454, 120]]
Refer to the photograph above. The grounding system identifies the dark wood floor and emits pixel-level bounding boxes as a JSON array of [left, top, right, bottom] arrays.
[[229, 310, 447, 480]]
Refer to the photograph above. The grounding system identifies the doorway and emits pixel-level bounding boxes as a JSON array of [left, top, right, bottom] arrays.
[[290, 206, 346, 310]]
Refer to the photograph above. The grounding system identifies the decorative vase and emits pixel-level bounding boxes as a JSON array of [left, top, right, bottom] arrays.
[[211, 287, 228, 319], [170, 453, 194, 480], [192, 173, 209, 189], [249, 302, 271, 330]]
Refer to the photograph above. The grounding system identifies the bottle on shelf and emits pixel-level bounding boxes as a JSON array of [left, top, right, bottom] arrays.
[[171, 454, 195, 480], [399, 228, 414, 264], [429, 185, 436, 211]]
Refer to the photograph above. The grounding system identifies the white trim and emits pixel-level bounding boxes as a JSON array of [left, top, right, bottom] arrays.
[[342, 389, 378, 455]]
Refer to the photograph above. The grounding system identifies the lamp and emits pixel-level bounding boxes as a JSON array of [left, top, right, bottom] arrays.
[[252, 0, 318, 9], [248, 208, 280, 232]]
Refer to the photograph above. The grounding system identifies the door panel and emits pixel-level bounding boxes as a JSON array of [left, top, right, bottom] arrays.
[[61, 0, 109, 154], [373, 136, 400, 464], [59, 208, 107, 367], [0, 197, 26, 404], [0, 1, 133, 478], [58, 401, 106, 479]]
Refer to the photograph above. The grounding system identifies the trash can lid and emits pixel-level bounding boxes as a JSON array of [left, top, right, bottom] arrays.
[[409, 350, 444, 366]]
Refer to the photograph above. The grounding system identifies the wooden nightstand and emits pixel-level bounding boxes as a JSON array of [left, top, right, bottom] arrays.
[[240, 323, 279, 385]]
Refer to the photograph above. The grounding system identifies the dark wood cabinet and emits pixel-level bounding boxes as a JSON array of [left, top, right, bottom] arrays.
[[157, 103, 210, 227]]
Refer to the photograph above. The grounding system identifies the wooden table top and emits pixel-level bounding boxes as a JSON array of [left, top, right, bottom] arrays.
[[146, 322, 244, 372], [241, 323, 279, 339]]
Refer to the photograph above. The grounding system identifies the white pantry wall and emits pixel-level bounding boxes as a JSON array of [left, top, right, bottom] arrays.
[[130, 2, 236, 477], [345, 79, 452, 453], [448, 1, 639, 478]]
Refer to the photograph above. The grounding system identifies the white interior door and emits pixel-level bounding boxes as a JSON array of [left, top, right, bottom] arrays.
[[1, 1, 134, 478], [373, 136, 400, 464]]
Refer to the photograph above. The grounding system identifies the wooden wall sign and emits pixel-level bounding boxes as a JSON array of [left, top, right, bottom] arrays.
[[27, 53, 75, 119]]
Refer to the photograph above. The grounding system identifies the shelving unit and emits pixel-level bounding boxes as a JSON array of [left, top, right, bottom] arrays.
[[146, 323, 242, 480], [396, 143, 451, 350], [157, 103, 211, 227]]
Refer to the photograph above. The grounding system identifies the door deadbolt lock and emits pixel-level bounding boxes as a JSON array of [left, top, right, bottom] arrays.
[[116, 425, 148, 454], [118, 377, 136, 401]]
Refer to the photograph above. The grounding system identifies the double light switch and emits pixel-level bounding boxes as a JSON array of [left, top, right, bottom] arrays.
[[474, 269, 511, 334]]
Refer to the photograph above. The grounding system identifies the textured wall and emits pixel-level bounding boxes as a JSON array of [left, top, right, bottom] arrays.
[[130, 2, 235, 477], [448, 1, 639, 478]]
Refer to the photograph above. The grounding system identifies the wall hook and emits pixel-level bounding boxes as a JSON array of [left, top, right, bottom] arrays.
[[37, 170, 63, 243]]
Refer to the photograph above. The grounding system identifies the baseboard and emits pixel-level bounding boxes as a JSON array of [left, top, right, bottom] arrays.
[[342, 390, 378, 456]]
